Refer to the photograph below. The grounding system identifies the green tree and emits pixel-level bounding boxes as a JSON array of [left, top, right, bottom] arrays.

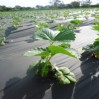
[[71, 1, 80, 8], [49, 0, 61, 8], [14, 5, 22, 10]]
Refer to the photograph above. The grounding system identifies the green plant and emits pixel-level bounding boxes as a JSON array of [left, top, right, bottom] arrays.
[[36, 22, 50, 29], [0, 23, 6, 46], [63, 12, 69, 19], [0, 36, 6, 46], [11, 17, 22, 28], [84, 12, 90, 20], [93, 21, 99, 25], [57, 22, 76, 32], [84, 18, 99, 58], [70, 19, 83, 25], [73, 14, 78, 19], [24, 24, 77, 85], [83, 34, 99, 58], [93, 25, 99, 31], [93, 21, 99, 31], [49, 15, 56, 23]]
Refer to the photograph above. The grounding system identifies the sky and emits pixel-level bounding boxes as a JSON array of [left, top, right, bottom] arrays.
[[0, 0, 99, 7]]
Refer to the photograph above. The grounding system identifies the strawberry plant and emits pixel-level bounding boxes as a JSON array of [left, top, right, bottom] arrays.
[[36, 22, 50, 28], [0, 23, 6, 46], [93, 21, 99, 31], [83, 18, 99, 59], [70, 19, 83, 26], [63, 12, 69, 19], [73, 14, 78, 19], [11, 17, 22, 28], [24, 25, 77, 85], [49, 15, 56, 23], [0, 36, 6, 46], [83, 34, 99, 59]]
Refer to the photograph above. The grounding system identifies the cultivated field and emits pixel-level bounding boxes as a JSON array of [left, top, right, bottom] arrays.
[[0, 8, 99, 99]]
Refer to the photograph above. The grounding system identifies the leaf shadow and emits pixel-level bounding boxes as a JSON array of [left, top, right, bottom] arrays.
[[72, 51, 99, 99], [2, 63, 75, 99], [52, 84, 75, 99], [2, 65, 52, 99]]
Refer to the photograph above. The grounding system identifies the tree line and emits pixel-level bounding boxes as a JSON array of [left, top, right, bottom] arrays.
[[0, 1, 99, 11]]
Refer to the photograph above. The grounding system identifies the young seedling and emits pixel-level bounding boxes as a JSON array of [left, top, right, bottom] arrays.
[[83, 34, 99, 59], [63, 12, 69, 20], [70, 19, 83, 26], [49, 15, 56, 23], [93, 21, 99, 32], [0, 23, 6, 46], [11, 17, 22, 28], [24, 24, 78, 85]]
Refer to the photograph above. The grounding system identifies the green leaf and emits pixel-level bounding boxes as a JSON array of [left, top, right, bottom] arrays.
[[27, 60, 52, 78], [58, 67, 76, 83], [83, 37, 99, 52], [59, 43, 70, 48], [67, 74, 76, 82], [93, 25, 99, 31], [64, 12, 69, 18], [93, 38, 99, 47], [24, 48, 46, 56], [54, 66, 76, 84], [33, 26, 75, 43], [69, 72, 76, 78], [34, 28, 58, 41], [36, 51, 50, 59], [48, 45, 77, 58], [12, 17, 21, 27], [59, 67, 70, 75], [55, 70, 70, 84], [24, 45, 77, 59], [94, 52, 99, 58], [93, 21, 99, 25], [70, 19, 83, 25], [37, 22, 50, 27], [54, 29, 75, 42], [0, 36, 5, 46]]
